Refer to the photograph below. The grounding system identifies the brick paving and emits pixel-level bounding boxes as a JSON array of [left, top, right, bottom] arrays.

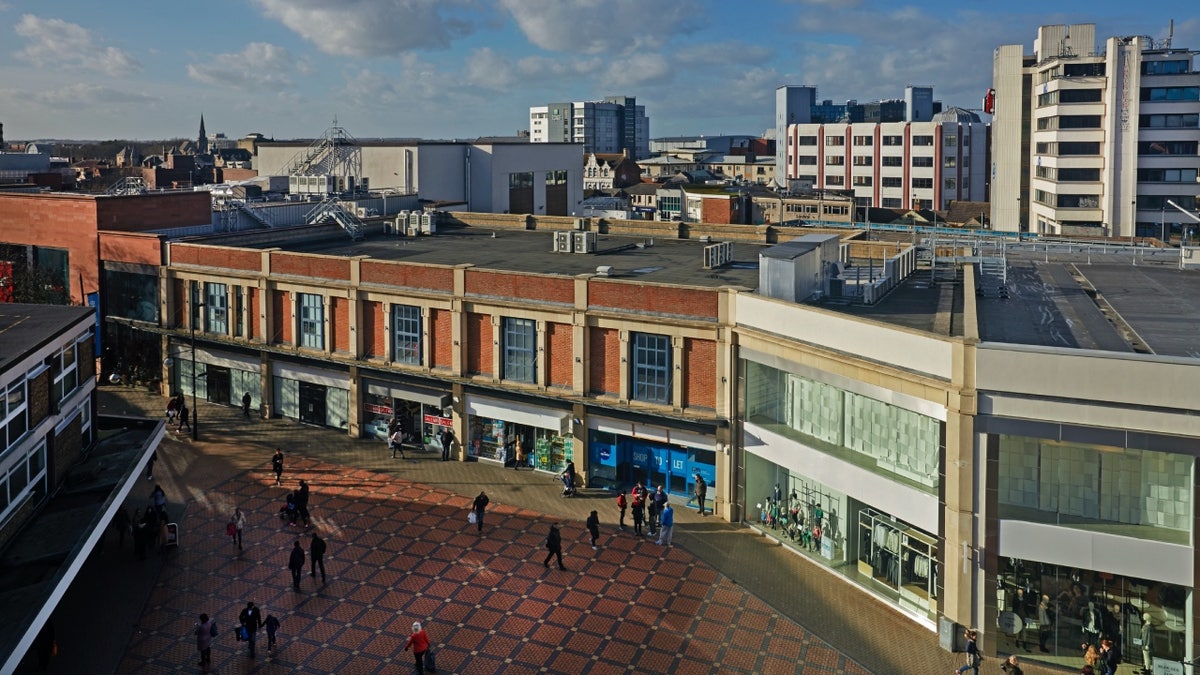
[[33, 386, 1070, 675]]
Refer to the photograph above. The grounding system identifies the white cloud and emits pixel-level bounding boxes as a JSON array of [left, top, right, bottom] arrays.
[[14, 14, 141, 76], [187, 42, 295, 92], [499, 0, 698, 55], [463, 48, 518, 91], [0, 83, 157, 107], [253, 0, 479, 57]]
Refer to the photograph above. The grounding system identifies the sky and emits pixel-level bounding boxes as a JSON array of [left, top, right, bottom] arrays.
[[0, 0, 1196, 143]]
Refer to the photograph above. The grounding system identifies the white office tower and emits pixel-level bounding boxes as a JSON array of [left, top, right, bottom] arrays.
[[775, 86, 816, 189], [992, 23, 1200, 237]]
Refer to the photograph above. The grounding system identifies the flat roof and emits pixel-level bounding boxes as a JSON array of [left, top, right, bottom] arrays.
[[977, 257, 1200, 357], [0, 305, 93, 372], [247, 227, 764, 290]]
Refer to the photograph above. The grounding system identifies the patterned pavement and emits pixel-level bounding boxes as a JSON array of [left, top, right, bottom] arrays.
[[116, 453, 868, 675], [48, 387, 1071, 675]]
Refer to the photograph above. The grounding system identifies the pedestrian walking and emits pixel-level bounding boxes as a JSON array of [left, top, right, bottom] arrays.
[[693, 473, 708, 516], [145, 450, 157, 480], [586, 510, 600, 550], [287, 540, 305, 591], [403, 621, 431, 675], [177, 403, 191, 433], [542, 523, 565, 570], [472, 491, 489, 534], [232, 507, 246, 550], [511, 434, 524, 470], [295, 479, 311, 528], [656, 502, 675, 547], [309, 532, 327, 583], [439, 427, 454, 461], [150, 483, 167, 518], [389, 424, 406, 459], [238, 601, 262, 658], [271, 448, 284, 485], [631, 491, 645, 536], [242, 392, 252, 419], [264, 613, 281, 653], [616, 490, 627, 530], [194, 612, 217, 668], [1000, 654, 1023, 675], [956, 628, 981, 675]]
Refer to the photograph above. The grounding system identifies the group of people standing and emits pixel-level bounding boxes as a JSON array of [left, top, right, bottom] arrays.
[[165, 394, 190, 434]]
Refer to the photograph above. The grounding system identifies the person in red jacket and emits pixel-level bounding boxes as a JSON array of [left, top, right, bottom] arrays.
[[403, 621, 430, 674]]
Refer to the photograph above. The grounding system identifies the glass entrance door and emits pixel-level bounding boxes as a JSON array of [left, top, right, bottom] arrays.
[[298, 382, 327, 426], [206, 366, 231, 405]]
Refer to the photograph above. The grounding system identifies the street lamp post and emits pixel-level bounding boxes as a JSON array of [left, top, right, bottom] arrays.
[[1161, 206, 1167, 244], [191, 301, 205, 440]]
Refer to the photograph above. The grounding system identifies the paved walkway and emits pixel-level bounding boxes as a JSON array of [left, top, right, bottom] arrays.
[[28, 386, 1070, 674]]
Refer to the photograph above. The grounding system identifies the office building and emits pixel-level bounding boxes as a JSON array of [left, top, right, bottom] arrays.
[[992, 23, 1200, 237], [529, 96, 649, 159]]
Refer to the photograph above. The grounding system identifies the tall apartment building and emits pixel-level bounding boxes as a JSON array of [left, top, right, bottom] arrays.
[[775, 86, 816, 188], [783, 109, 989, 212], [992, 23, 1200, 237], [529, 96, 650, 159]]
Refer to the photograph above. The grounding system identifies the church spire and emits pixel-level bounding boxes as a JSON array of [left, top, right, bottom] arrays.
[[198, 115, 208, 154]]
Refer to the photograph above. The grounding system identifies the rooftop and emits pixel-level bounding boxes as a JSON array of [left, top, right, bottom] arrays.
[[977, 256, 1200, 358], [0, 305, 94, 372], [244, 226, 765, 290]]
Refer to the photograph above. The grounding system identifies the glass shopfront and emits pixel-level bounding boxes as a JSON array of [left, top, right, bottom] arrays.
[[997, 557, 1190, 671], [271, 362, 348, 430], [745, 450, 939, 623], [361, 380, 452, 449], [586, 429, 715, 508], [468, 415, 570, 472]]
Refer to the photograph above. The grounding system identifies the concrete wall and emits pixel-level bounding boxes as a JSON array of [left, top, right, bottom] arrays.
[[734, 292, 956, 381]]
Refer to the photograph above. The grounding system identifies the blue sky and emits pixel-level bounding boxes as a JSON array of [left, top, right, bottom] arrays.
[[0, 0, 1195, 142]]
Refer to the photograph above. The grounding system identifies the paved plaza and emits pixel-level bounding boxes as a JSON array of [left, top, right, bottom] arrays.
[[22, 387, 1064, 674]]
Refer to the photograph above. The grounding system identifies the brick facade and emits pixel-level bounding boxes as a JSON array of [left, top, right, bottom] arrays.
[[546, 322, 573, 388], [331, 296, 351, 353], [682, 338, 717, 409], [360, 261, 454, 290], [588, 281, 719, 319], [430, 308, 452, 369], [589, 327, 620, 395], [465, 269, 574, 304], [465, 312, 492, 376], [361, 301, 383, 358], [271, 252, 351, 281]]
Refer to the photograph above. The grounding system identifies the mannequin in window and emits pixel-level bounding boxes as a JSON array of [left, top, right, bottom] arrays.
[[1082, 601, 1103, 647], [1140, 613, 1153, 673]]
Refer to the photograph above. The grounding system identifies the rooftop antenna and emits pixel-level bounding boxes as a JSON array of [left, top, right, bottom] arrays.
[[1166, 19, 1174, 49]]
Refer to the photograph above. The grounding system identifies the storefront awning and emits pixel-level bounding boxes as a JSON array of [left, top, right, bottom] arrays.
[[366, 380, 451, 409], [466, 396, 571, 435]]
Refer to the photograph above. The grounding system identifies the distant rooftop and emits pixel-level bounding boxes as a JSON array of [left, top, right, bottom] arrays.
[[0, 305, 94, 372]]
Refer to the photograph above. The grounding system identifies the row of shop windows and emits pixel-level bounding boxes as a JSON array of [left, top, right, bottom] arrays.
[[170, 354, 716, 507], [745, 451, 940, 623], [997, 558, 1187, 671]]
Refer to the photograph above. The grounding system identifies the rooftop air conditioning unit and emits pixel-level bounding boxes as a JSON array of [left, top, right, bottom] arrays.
[[355, 207, 369, 217], [420, 212, 436, 234], [595, 265, 615, 277], [573, 230, 597, 253], [553, 231, 574, 253], [573, 217, 586, 230]]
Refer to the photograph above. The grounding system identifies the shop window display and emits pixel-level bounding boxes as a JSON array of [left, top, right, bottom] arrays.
[[996, 558, 1188, 670]]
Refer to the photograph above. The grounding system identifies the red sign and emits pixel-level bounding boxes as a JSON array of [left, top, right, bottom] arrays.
[[364, 404, 393, 415], [423, 413, 452, 427]]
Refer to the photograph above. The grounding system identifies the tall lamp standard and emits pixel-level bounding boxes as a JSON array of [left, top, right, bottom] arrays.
[[190, 301, 205, 440]]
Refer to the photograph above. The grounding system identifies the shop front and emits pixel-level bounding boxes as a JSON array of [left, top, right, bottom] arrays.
[[465, 395, 571, 472], [585, 417, 716, 509], [995, 557, 1190, 672], [361, 378, 452, 449], [271, 360, 349, 430], [743, 421, 941, 625], [167, 344, 262, 412]]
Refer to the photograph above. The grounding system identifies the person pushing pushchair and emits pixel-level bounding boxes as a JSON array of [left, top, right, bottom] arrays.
[[560, 461, 577, 497], [278, 492, 299, 526]]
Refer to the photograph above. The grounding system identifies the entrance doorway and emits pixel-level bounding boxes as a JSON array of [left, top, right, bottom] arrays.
[[206, 366, 231, 405], [298, 382, 327, 426]]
